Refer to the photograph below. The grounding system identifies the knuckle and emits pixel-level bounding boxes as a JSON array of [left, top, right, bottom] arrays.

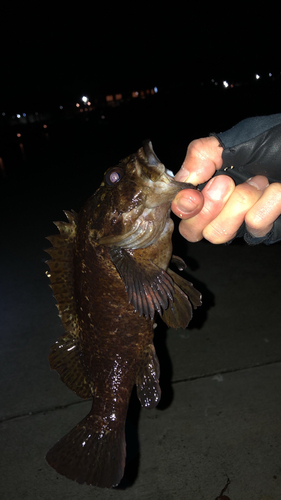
[[179, 220, 202, 242], [268, 182, 281, 200], [203, 222, 234, 244], [234, 183, 257, 206]]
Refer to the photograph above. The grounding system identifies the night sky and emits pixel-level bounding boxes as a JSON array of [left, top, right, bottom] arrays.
[[1, 4, 280, 110]]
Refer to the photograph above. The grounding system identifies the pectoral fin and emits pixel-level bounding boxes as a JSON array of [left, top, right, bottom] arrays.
[[167, 268, 202, 309], [109, 248, 174, 320], [136, 344, 161, 409], [161, 268, 202, 328]]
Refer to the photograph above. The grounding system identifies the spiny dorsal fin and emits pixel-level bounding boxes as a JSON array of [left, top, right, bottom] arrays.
[[45, 210, 78, 334], [45, 210, 91, 395], [46, 210, 92, 398]]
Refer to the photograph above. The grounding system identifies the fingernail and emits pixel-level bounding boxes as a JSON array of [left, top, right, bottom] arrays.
[[174, 193, 198, 214], [246, 177, 260, 190], [174, 166, 190, 182], [246, 177, 269, 189], [206, 176, 231, 201]]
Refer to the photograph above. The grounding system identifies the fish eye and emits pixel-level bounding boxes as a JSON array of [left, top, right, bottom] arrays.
[[105, 167, 124, 186]]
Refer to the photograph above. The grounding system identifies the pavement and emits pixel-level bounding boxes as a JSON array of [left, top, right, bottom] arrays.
[[1, 106, 281, 499]]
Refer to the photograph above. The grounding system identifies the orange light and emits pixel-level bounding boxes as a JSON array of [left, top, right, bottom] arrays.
[[106, 95, 114, 102], [17, 133, 21, 138], [43, 124, 47, 129]]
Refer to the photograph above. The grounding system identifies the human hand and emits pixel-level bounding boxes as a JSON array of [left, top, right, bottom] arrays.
[[171, 136, 281, 243]]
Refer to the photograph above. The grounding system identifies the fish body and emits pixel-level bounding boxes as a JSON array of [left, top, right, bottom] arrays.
[[45, 141, 201, 488]]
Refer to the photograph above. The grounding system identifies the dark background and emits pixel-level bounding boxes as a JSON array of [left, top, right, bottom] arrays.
[[1, 4, 281, 232], [1, 7, 281, 497], [1, 4, 280, 107]]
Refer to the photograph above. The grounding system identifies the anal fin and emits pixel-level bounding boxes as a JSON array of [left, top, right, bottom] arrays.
[[136, 344, 161, 409]]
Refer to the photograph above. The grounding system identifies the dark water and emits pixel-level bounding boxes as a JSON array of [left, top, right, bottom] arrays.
[[1, 79, 280, 211], [1, 79, 280, 270]]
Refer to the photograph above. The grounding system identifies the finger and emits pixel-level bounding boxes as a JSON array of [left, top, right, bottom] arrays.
[[175, 136, 223, 185], [171, 189, 204, 219], [245, 182, 281, 238], [203, 178, 265, 244], [178, 175, 235, 242]]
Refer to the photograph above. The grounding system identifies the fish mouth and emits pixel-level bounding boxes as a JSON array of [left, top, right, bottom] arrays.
[[142, 139, 163, 168], [141, 140, 197, 207]]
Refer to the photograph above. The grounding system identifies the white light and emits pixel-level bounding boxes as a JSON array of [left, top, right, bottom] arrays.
[[154, 86, 158, 93], [269, 72, 272, 77], [255, 74, 260, 80], [82, 96, 88, 103], [17, 114, 21, 118], [59, 105, 63, 110], [166, 169, 174, 177], [223, 80, 229, 88]]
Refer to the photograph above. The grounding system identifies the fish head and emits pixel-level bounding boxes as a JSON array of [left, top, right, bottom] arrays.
[[85, 140, 196, 249]]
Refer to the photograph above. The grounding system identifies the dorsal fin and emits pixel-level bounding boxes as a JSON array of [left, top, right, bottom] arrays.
[[45, 210, 78, 335], [45, 210, 91, 398]]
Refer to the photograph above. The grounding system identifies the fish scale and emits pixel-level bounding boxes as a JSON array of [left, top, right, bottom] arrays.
[[45, 140, 202, 488]]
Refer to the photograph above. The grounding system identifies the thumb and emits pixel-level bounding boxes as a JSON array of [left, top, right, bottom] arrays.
[[175, 136, 223, 185]]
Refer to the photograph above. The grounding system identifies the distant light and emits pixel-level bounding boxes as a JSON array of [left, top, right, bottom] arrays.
[[59, 105, 63, 110], [17, 133, 21, 138], [269, 72, 272, 77], [76, 103, 80, 107], [22, 113, 26, 117], [35, 112, 38, 116], [255, 74, 260, 80], [106, 95, 114, 102], [132, 91, 139, 98], [17, 114, 21, 118], [2, 112, 5, 116], [43, 124, 47, 129], [101, 115, 105, 119], [154, 86, 158, 93], [223, 81, 229, 88], [87, 101, 91, 105], [115, 94, 122, 101], [82, 96, 88, 103]]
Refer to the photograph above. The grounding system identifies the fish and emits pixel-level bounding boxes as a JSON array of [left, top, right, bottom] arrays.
[[45, 140, 202, 488]]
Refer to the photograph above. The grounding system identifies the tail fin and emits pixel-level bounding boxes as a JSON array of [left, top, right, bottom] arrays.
[[46, 405, 126, 488]]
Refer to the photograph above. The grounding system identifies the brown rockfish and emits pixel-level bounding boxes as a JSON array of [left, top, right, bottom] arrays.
[[45, 140, 201, 488]]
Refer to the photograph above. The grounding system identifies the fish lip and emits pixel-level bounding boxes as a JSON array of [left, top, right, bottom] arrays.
[[142, 140, 197, 191], [142, 139, 161, 166]]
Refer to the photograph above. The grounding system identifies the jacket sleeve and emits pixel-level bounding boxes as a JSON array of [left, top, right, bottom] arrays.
[[209, 114, 281, 244]]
